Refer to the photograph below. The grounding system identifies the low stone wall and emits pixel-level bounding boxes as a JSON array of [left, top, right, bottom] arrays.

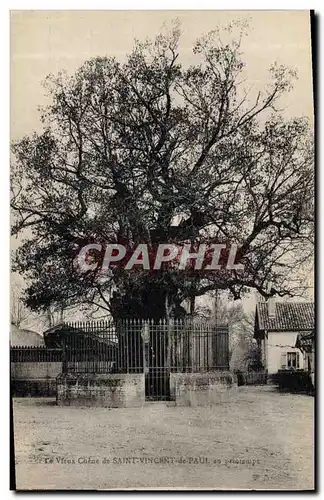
[[56, 373, 145, 407], [11, 361, 62, 380], [11, 362, 62, 397], [170, 371, 236, 406], [11, 378, 57, 397]]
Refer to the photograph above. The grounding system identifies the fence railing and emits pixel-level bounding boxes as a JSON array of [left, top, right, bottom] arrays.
[[243, 371, 268, 385], [60, 319, 229, 374], [10, 320, 230, 375], [10, 346, 62, 363]]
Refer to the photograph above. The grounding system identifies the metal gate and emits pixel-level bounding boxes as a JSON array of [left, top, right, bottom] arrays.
[[142, 320, 229, 402], [143, 323, 171, 401], [59, 319, 229, 402]]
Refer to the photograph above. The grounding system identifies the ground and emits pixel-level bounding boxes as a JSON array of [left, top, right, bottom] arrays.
[[12, 386, 314, 490]]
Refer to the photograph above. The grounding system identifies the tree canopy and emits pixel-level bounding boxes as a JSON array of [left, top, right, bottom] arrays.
[[11, 21, 314, 320]]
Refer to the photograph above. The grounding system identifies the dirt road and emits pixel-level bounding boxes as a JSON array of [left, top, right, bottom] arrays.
[[12, 387, 314, 490]]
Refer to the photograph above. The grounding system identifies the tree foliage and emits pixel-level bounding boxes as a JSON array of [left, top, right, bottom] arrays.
[[11, 21, 314, 319]]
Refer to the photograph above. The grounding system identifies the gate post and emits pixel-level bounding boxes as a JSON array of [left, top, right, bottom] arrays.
[[142, 321, 149, 375], [61, 335, 67, 373], [166, 318, 173, 372]]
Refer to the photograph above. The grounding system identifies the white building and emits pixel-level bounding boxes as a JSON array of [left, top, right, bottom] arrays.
[[254, 301, 314, 374]]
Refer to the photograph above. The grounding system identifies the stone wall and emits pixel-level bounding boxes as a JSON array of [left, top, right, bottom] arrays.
[[11, 362, 62, 397], [170, 371, 236, 406], [11, 361, 62, 380], [11, 378, 57, 397], [56, 373, 145, 407]]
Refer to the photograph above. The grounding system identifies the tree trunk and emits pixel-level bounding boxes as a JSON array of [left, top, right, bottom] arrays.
[[111, 285, 167, 320], [110, 283, 188, 373]]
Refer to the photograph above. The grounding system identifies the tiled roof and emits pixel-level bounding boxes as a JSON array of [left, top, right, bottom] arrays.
[[256, 302, 314, 332]]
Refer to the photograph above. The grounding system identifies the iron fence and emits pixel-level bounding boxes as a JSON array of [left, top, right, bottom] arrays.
[[10, 346, 62, 363], [60, 319, 229, 374], [243, 370, 268, 385]]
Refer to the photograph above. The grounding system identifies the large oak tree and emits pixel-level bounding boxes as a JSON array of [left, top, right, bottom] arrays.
[[11, 21, 314, 320]]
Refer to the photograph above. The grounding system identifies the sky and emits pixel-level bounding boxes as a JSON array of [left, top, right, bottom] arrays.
[[10, 10, 314, 326], [11, 10, 314, 141]]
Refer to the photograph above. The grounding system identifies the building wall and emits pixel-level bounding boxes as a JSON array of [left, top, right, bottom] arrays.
[[256, 337, 267, 369], [262, 337, 267, 367], [267, 331, 305, 374]]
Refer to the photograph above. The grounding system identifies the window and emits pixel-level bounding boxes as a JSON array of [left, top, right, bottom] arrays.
[[287, 352, 300, 369], [280, 353, 287, 369]]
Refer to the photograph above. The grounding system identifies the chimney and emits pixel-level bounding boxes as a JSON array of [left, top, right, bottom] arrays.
[[268, 297, 276, 319], [266, 281, 276, 318]]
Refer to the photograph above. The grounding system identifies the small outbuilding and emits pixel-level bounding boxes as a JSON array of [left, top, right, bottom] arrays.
[[254, 301, 314, 375]]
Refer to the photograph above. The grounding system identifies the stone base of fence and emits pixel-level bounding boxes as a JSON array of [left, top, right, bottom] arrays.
[[11, 361, 63, 397], [11, 361, 62, 380], [56, 373, 145, 407], [170, 371, 236, 406], [11, 378, 57, 397]]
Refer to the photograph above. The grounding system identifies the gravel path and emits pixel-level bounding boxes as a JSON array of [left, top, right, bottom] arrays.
[[12, 387, 314, 490]]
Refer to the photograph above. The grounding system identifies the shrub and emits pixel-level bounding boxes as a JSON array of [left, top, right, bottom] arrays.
[[274, 369, 313, 394]]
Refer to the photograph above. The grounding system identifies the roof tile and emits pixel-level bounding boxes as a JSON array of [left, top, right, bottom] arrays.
[[256, 302, 314, 331]]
